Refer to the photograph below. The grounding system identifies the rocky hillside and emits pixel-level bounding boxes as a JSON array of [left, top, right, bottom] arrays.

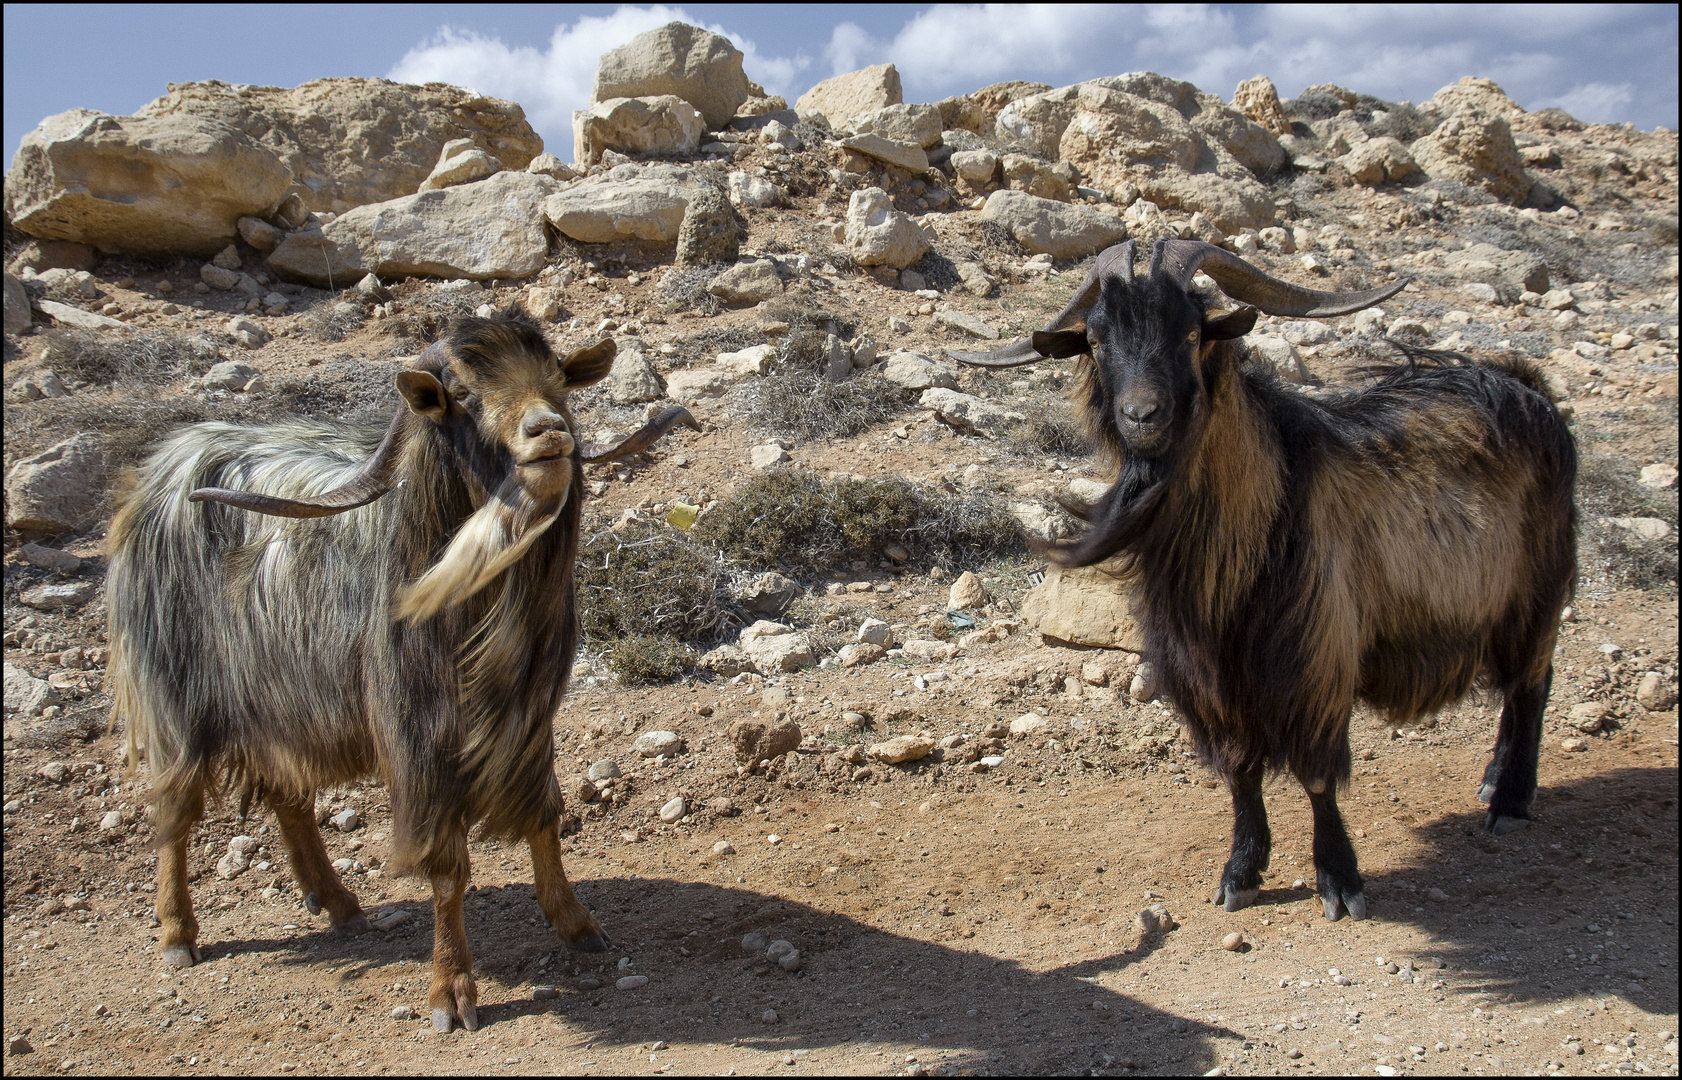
[[1, 21, 1677, 1079]]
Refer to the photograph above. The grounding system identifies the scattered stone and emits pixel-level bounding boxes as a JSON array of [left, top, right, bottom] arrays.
[[1129, 664, 1158, 703], [712, 840, 735, 855], [737, 621, 814, 672], [5, 663, 59, 717], [1137, 904, 1176, 934], [1231, 75, 1292, 136], [1609, 517, 1672, 542], [330, 808, 361, 831], [948, 571, 989, 609], [526, 153, 576, 181], [587, 759, 622, 783], [741, 931, 769, 953], [857, 618, 893, 647], [1560, 737, 1587, 753], [1221, 932, 1245, 951], [845, 187, 930, 269], [1020, 563, 1145, 649], [20, 581, 98, 611], [203, 360, 263, 391], [34, 299, 127, 331], [371, 909, 411, 931], [776, 949, 802, 973], [1010, 714, 1050, 738], [708, 259, 783, 304], [750, 444, 792, 469], [1410, 100, 1530, 205], [1247, 335, 1309, 383], [633, 730, 683, 758], [1568, 701, 1609, 734], [868, 735, 936, 765], [728, 715, 803, 762], [659, 797, 686, 823], [1636, 672, 1677, 711], [762, 1008, 780, 1024], [19, 543, 82, 572], [616, 975, 649, 991], [934, 310, 999, 340], [839, 132, 928, 174], [666, 367, 737, 405], [840, 643, 887, 668], [37, 761, 70, 783], [918, 387, 1024, 436], [99, 810, 123, 831], [737, 571, 801, 615], [1638, 464, 1678, 490], [880, 350, 958, 391], [574, 95, 704, 166], [980, 189, 1129, 259], [675, 181, 743, 266]]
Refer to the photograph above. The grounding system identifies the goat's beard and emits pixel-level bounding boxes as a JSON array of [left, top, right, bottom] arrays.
[[394, 475, 564, 623], [1042, 454, 1171, 569]]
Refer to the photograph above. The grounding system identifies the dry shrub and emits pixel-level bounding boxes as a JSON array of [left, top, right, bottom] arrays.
[[695, 468, 1024, 573], [608, 636, 695, 685], [1576, 449, 1678, 592], [655, 265, 723, 315], [34, 327, 210, 386], [734, 369, 903, 441], [300, 298, 367, 342], [576, 520, 734, 643]]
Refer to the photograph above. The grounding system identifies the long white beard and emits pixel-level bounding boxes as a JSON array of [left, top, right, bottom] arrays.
[[394, 478, 562, 623]]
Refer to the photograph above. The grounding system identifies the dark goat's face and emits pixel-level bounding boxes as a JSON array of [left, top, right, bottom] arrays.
[[1034, 276, 1257, 457], [397, 313, 615, 505]]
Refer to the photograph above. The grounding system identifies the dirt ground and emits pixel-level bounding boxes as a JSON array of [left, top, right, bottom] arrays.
[[4, 96, 1680, 1077]]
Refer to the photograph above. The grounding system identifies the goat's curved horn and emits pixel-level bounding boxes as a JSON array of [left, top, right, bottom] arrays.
[[187, 342, 454, 518], [950, 240, 1136, 367], [1152, 238, 1406, 318], [189, 406, 407, 518], [580, 405, 701, 464]]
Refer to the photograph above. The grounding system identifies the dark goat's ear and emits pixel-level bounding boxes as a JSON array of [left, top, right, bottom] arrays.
[[1203, 307, 1258, 341], [562, 339, 617, 387], [396, 370, 449, 422], [1031, 328, 1089, 359]]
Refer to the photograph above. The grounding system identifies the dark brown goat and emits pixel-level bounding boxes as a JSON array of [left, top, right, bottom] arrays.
[[954, 240, 1576, 920], [107, 309, 697, 1030]]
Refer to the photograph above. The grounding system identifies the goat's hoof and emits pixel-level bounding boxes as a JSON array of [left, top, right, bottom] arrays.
[[1476, 782, 1495, 804], [1321, 890, 1368, 921], [1214, 884, 1259, 912], [459, 1001, 479, 1031], [161, 944, 200, 969], [305, 892, 322, 916], [1488, 813, 1530, 836], [568, 929, 610, 954], [334, 914, 373, 936], [432, 1008, 454, 1034]]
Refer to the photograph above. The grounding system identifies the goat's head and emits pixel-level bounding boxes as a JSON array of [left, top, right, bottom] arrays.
[[952, 239, 1407, 459], [188, 306, 699, 618]]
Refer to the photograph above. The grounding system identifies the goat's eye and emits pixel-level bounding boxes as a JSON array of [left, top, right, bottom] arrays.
[[1186, 329, 1199, 343]]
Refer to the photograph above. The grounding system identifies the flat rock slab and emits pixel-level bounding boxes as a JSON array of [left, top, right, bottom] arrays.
[[36, 300, 128, 331], [935, 310, 999, 339], [839, 133, 928, 174], [543, 177, 693, 243]]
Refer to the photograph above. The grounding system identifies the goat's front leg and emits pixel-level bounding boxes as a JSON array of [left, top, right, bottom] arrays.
[[429, 866, 477, 1033], [1214, 764, 1270, 912], [270, 792, 369, 934], [530, 820, 608, 952], [1300, 776, 1366, 921]]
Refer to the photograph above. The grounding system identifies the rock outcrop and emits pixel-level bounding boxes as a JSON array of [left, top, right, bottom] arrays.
[[592, 22, 750, 130]]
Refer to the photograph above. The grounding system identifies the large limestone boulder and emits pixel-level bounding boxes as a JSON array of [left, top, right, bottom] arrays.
[[1336, 136, 1419, 187], [844, 187, 929, 269], [796, 64, 902, 129], [737, 620, 814, 673], [1020, 562, 1144, 650], [269, 170, 554, 286], [573, 95, 705, 166], [1231, 75, 1293, 137], [134, 78, 542, 214], [542, 174, 695, 243], [979, 190, 1127, 259], [5, 433, 106, 534], [593, 22, 750, 130], [608, 336, 666, 404], [880, 350, 958, 391], [5, 109, 291, 257], [1428, 76, 1527, 122], [1411, 110, 1531, 204], [918, 388, 1024, 436]]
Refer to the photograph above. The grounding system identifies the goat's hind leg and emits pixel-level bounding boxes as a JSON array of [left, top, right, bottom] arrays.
[[153, 778, 206, 968], [530, 819, 608, 952], [1479, 667, 1551, 836], [428, 865, 477, 1033], [1214, 765, 1270, 912], [270, 790, 370, 934]]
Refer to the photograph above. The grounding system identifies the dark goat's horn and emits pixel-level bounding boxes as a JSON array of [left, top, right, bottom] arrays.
[[1152, 238, 1407, 318], [189, 406, 408, 519], [950, 240, 1136, 367], [580, 405, 701, 464]]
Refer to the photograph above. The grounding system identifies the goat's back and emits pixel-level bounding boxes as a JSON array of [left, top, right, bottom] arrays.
[[109, 420, 396, 800]]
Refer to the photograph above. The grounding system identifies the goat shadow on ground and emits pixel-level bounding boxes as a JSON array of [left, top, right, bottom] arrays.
[[201, 881, 1228, 1076]]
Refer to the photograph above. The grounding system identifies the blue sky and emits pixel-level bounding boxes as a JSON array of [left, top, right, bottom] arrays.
[[4, 4, 1677, 165]]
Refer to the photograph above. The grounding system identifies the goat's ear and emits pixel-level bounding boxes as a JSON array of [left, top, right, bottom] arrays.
[[396, 370, 449, 423], [562, 339, 617, 387], [1202, 307, 1259, 341], [1031, 328, 1089, 359]]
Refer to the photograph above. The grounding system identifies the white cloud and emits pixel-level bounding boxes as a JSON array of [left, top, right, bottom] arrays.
[[1534, 82, 1637, 125], [388, 5, 809, 160]]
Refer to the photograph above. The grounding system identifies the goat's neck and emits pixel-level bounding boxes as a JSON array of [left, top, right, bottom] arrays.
[[1161, 358, 1284, 624]]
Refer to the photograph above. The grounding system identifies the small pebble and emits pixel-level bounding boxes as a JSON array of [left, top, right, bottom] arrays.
[[766, 939, 795, 961], [8, 1035, 33, 1056], [616, 975, 649, 990], [1221, 932, 1244, 951], [659, 797, 686, 823], [713, 840, 735, 855], [762, 1008, 780, 1023], [533, 987, 560, 1000], [777, 949, 802, 972], [742, 932, 769, 954], [391, 1005, 415, 1020], [577, 978, 601, 991]]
